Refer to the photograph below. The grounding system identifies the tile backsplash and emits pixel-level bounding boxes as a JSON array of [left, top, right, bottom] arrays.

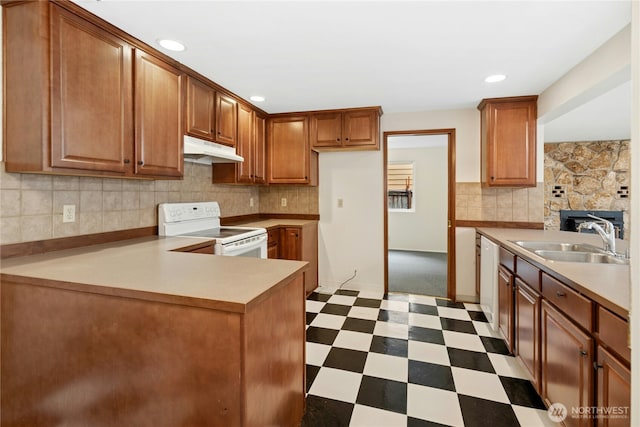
[[456, 182, 544, 223], [0, 161, 321, 244]]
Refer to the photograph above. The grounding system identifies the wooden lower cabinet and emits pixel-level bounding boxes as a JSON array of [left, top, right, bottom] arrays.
[[0, 274, 305, 426], [595, 346, 631, 427], [276, 224, 318, 295], [515, 279, 541, 392], [491, 247, 631, 426], [541, 300, 594, 427], [267, 228, 280, 259], [497, 264, 515, 353]]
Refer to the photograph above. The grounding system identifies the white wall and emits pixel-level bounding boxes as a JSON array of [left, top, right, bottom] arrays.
[[382, 109, 480, 182], [388, 145, 447, 252], [318, 150, 384, 291], [538, 25, 631, 124], [318, 108, 483, 294]]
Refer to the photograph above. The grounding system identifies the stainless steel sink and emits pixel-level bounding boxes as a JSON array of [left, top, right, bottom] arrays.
[[533, 250, 629, 265], [511, 241, 603, 253], [510, 240, 629, 265]]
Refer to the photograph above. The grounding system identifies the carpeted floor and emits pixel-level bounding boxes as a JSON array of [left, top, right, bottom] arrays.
[[388, 250, 448, 297]]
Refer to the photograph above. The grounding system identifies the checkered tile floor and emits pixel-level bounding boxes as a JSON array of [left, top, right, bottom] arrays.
[[302, 289, 555, 427]]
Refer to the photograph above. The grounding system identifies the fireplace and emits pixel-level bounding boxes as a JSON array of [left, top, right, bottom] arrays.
[[560, 210, 624, 239]]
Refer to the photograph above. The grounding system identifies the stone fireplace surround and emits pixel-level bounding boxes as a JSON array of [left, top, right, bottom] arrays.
[[544, 140, 630, 239]]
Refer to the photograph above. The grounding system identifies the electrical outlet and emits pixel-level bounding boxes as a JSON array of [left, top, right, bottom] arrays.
[[63, 205, 76, 223], [337, 198, 343, 208], [250, 197, 254, 207], [281, 198, 287, 207]]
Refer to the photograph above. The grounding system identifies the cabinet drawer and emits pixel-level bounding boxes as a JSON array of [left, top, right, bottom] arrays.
[[516, 257, 540, 292], [499, 247, 515, 272], [597, 306, 630, 363], [541, 273, 592, 331]]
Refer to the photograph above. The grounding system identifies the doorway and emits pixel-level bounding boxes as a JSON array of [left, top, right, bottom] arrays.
[[383, 129, 456, 299]]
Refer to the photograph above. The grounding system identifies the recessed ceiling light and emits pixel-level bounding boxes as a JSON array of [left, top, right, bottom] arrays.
[[485, 74, 507, 83], [250, 95, 265, 102], [157, 39, 185, 52]]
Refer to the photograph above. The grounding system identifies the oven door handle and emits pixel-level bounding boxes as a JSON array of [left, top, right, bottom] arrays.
[[216, 234, 268, 257]]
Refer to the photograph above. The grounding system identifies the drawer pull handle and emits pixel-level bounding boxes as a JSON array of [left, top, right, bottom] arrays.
[[580, 350, 588, 357], [594, 362, 603, 370], [556, 291, 566, 297]]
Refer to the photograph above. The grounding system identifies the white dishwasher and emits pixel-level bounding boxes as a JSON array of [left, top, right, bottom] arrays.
[[480, 236, 499, 331]]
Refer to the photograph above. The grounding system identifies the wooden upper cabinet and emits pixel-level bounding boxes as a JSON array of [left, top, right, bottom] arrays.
[[3, 1, 184, 179], [50, 5, 133, 173], [310, 112, 343, 148], [134, 50, 184, 178], [236, 103, 255, 183], [253, 114, 267, 184], [215, 93, 237, 146], [478, 96, 537, 187], [310, 107, 381, 151], [211, 107, 266, 185], [185, 76, 215, 141], [268, 115, 317, 185]]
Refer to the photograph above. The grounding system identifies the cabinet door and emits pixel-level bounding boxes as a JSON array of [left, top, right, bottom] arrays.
[[479, 96, 537, 187], [541, 300, 593, 427], [50, 5, 133, 173], [253, 114, 267, 185], [185, 76, 215, 141], [215, 93, 237, 146], [343, 109, 379, 148], [134, 51, 184, 178], [236, 103, 254, 183], [280, 227, 301, 261], [516, 279, 541, 392], [310, 112, 342, 148], [497, 265, 514, 353], [268, 116, 311, 184], [596, 347, 631, 427], [267, 228, 280, 259]]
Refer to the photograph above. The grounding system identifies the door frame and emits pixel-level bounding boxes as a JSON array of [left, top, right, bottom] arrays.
[[383, 128, 457, 299]]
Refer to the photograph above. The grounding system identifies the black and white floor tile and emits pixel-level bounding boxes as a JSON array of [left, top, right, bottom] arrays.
[[302, 288, 556, 427]]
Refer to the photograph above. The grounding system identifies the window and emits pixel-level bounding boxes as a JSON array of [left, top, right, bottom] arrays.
[[388, 162, 414, 210]]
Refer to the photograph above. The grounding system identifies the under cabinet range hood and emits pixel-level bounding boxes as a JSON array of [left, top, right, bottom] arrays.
[[183, 135, 244, 164]]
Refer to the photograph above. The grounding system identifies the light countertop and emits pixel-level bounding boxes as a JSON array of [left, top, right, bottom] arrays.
[[228, 218, 318, 229], [0, 236, 308, 313], [477, 228, 630, 316]]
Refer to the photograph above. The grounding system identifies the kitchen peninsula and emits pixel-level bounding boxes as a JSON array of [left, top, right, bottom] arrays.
[[0, 236, 308, 426]]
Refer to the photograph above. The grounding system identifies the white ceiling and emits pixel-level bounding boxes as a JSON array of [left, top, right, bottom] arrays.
[[73, 0, 632, 140]]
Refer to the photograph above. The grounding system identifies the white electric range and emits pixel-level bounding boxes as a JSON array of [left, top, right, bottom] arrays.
[[158, 202, 267, 258]]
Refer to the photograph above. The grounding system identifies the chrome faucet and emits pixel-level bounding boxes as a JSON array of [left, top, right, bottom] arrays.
[[579, 214, 617, 254]]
